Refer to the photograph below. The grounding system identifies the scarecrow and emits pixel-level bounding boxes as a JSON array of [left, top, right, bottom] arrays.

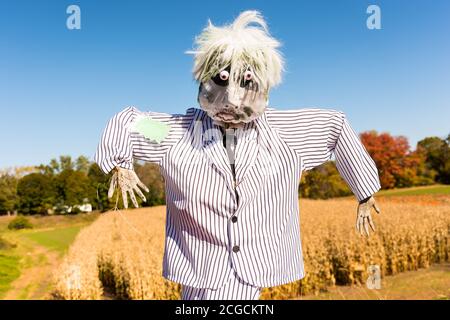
[[95, 11, 381, 300]]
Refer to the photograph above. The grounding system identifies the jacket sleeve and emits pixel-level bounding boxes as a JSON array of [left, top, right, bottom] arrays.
[[331, 113, 381, 201], [266, 108, 381, 201], [94, 106, 193, 174]]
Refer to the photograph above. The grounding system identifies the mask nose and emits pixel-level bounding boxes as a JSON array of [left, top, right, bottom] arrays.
[[225, 86, 242, 109]]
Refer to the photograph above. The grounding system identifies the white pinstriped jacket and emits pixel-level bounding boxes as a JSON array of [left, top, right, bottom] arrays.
[[94, 106, 381, 289]]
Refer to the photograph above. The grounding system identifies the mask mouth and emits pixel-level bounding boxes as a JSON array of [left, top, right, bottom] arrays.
[[215, 110, 238, 122]]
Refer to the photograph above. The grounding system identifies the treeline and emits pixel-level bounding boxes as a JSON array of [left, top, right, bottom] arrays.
[[301, 132, 450, 199], [0, 157, 165, 215], [0, 132, 449, 214]]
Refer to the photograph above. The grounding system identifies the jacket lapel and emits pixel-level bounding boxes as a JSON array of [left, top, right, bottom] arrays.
[[201, 113, 235, 189], [200, 111, 264, 193], [234, 121, 260, 185]]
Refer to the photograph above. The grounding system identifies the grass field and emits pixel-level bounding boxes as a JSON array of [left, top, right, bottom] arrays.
[[22, 226, 84, 255], [376, 184, 450, 197], [0, 252, 20, 298], [0, 213, 99, 299]]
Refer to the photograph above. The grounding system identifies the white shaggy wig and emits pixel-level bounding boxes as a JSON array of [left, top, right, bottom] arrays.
[[187, 10, 285, 89]]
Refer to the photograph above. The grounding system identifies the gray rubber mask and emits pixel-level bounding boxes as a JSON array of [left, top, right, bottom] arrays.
[[198, 66, 269, 127]]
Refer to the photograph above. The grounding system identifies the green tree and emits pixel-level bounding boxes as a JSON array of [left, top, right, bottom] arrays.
[[59, 155, 74, 172], [443, 134, 450, 183], [55, 169, 94, 208], [37, 156, 64, 175], [88, 163, 113, 211], [299, 162, 352, 199], [17, 173, 56, 214], [417, 135, 450, 184], [0, 174, 18, 215], [76, 156, 90, 174], [134, 162, 166, 206]]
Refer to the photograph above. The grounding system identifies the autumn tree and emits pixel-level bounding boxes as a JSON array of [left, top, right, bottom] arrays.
[[360, 131, 434, 189]]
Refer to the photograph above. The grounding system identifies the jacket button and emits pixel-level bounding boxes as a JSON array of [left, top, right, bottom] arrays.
[[231, 216, 237, 223], [232, 245, 240, 253]]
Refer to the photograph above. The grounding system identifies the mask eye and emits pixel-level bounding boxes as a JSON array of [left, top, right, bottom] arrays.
[[244, 70, 253, 81], [212, 68, 230, 86], [219, 70, 229, 81], [240, 69, 255, 88]]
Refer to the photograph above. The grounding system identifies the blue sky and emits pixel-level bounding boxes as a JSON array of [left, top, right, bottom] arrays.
[[1, 0, 449, 169]]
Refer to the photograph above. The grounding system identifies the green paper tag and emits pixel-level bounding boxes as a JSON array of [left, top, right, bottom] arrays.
[[132, 116, 171, 144]]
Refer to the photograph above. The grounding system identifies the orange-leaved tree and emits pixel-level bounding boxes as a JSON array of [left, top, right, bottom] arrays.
[[360, 131, 434, 189]]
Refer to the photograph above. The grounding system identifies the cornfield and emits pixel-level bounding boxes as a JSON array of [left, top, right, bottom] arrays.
[[52, 196, 450, 300]]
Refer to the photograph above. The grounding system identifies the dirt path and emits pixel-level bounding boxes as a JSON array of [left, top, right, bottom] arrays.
[[3, 242, 61, 300]]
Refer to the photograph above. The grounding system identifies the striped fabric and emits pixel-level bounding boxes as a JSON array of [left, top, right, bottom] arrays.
[[181, 270, 262, 300], [94, 106, 381, 290]]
